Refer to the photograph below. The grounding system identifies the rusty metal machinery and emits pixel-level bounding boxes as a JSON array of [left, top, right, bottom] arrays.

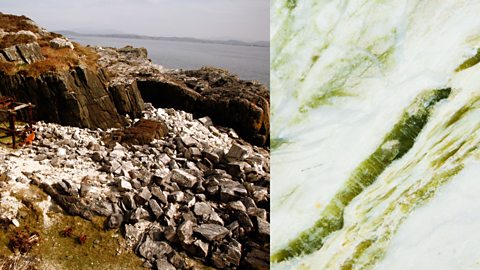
[[0, 96, 35, 149]]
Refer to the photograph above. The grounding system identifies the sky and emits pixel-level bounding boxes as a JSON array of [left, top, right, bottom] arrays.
[[0, 0, 269, 42]]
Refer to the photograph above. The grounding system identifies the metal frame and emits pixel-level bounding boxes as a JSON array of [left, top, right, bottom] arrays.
[[0, 96, 35, 149]]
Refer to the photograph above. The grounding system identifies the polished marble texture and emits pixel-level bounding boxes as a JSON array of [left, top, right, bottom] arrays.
[[271, 0, 480, 269]]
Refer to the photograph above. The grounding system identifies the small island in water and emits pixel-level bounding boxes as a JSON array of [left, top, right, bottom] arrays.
[[0, 12, 269, 270]]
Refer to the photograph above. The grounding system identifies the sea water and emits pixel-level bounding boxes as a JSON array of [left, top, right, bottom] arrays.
[[68, 35, 269, 86]]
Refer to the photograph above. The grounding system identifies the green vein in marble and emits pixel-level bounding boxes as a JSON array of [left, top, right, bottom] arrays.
[[346, 164, 465, 270], [271, 88, 451, 263], [286, 0, 297, 10], [271, 137, 290, 151], [340, 239, 374, 270], [455, 48, 480, 72], [299, 89, 352, 112]]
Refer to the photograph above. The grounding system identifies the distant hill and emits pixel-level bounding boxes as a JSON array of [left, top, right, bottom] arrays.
[[56, 31, 269, 48]]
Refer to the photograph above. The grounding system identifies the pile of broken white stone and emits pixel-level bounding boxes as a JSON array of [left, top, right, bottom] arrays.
[[0, 103, 269, 270]]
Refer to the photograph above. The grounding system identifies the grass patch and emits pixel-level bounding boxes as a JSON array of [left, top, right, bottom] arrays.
[[0, 34, 36, 50], [0, 13, 99, 76], [0, 13, 39, 34]]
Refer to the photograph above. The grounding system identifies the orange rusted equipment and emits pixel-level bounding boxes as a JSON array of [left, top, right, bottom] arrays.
[[0, 96, 36, 149]]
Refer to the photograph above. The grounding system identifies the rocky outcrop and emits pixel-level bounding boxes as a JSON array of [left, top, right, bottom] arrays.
[[96, 46, 270, 147], [136, 68, 269, 147], [0, 42, 44, 65], [0, 66, 142, 129], [0, 13, 269, 147], [0, 14, 145, 130]]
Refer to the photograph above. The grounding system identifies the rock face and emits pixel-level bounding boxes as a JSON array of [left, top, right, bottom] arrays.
[[96, 45, 269, 146], [0, 14, 269, 147], [0, 42, 44, 65], [2, 77, 142, 131], [137, 68, 270, 146], [0, 66, 140, 129], [0, 14, 144, 130]]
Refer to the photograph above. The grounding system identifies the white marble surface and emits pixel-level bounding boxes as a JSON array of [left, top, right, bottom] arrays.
[[374, 161, 480, 270], [271, 0, 480, 269]]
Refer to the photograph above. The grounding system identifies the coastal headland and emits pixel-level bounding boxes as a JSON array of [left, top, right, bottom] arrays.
[[0, 13, 269, 270]]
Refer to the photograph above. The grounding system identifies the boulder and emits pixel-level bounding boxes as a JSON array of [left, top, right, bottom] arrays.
[[120, 119, 168, 145], [211, 240, 242, 268], [49, 37, 74, 49], [16, 42, 44, 64], [137, 236, 173, 261], [155, 259, 175, 270], [194, 224, 229, 242], [171, 169, 197, 188]]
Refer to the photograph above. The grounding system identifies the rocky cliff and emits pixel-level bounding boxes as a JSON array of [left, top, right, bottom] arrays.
[[0, 13, 144, 130], [0, 13, 269, 146]]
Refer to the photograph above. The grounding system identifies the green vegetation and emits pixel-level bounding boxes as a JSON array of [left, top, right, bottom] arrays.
[[0, 186, 144, 270]]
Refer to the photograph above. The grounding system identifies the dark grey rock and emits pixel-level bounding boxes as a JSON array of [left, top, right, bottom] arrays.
[[34, 154, 48, 161], [138, 236, 173, 261], [90, 201, 113, 217], [134, 187, 152, 205], [151, 186, 168, 205], [106, 213, 123, 229], [219, 180, 248, 202], [185, 147, 201, 160], [193, 202, 212, 217], [53, 179, 78, 196], [203, 150, 220, 164], [171, 169, 197, 188], [168, 252, 187, 269], [91, 151, 103, 162], [257, 216, 270, 239], [169, 191, 184, 203], [211, 239, 242, 268], [128, 207, 149, 223], [226, 143, 249, 160], [180, 135, 197, 147], [99, 164, 112, 173], [184, 239, 209, 258], [121, 193, 136, 210], [177, 220, 194, 244], [208, 211, 225, 226], [194, 224, 229, 242], [148, 199, 163, 219], [163, 225, 177, 242], [238, 212, 254, 232], [244, 248, 269, 269], [226, 162, 246, 178], [228, 201, 247, 212], [155, 259, 176, 270], [247, 207, 267, 220]]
